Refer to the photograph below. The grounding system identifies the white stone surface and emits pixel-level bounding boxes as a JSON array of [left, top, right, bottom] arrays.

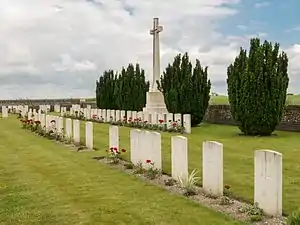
[[57, 117, 64, 134], [120, 110, 126, 121], [101, 109, 106, 121], [40, 114, 46, 128], [110, 110, 115, 122], [174, 113, 181, 125], [107, 109, 111, 122], [142, 18, 168, 114], [73, 120, 80, 144], [132, 111, 137, 120], [65, 118, 72, 139], [166, 113, 173, 129], [171, 136, 188, 181], [254, 150, 282, 216], [145, 131, 162, 169], [127, 111, 132, 121], [130, 129, 141, 165], [183, 114, 191, 134], [85, 122, 93, 149], [202, 141, 223, 196], [115, 110, 120, 121], [109, 125, 119, 149]]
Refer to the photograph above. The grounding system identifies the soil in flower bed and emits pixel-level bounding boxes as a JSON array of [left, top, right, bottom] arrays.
[[94, 157, 286, 225]]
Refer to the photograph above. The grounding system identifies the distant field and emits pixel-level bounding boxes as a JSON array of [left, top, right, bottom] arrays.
[[85, 95, 300, 105]]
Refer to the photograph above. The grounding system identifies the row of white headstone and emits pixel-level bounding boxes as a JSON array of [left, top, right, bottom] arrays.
[[43, 115, 94, 150], [108, 125, 282, 217], [69, 105, 192, 134]]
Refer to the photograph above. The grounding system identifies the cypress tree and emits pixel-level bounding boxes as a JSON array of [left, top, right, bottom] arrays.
[[96, 63, 149, 111], [158, 52, 211, 126], [227, 38, 289, 136]]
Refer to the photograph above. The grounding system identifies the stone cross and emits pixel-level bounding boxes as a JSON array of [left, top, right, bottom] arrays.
[[150, 18, 163, 91]]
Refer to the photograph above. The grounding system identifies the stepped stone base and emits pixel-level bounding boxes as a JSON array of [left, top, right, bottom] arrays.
[[143, 91, 168, 114]]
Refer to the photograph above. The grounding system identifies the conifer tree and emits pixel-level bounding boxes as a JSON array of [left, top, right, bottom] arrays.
[[158, 52, 211, 126], [227, 38, 289, 136]]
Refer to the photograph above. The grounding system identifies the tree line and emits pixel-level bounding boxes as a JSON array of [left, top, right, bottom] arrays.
[[96, 37, 289, 136]]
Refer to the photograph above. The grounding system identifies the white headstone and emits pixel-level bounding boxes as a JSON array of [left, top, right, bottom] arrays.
[[147, 131, 162, 169], [130, 129, 141, 165], [171, 136, 188, 181], [109, 125, 119, 149], [57, 117, 64, 134], [202, 141, 223, 196], [166, 113, 173, 129], [120, 110, 126, 122], [65, 118, 72, 140], [73, 120, 80, 144], [110, 110, 115, 122], [85, 122, 93, 149], [174, 113, 181, 125], [132, 111, 137, 120], [183, 114, 191, 134], [115, 110, 120, 122], [254, 150, 282, 216]]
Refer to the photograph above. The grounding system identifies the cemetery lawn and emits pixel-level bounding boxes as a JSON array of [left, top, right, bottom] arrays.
[[79, 121, 300, 215], [0, 116, 243, 225]]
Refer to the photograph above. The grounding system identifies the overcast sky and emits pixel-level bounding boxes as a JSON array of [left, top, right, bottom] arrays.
[[0, 0, 299, 99]]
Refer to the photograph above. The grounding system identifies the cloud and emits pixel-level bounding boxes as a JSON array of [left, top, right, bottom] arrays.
[[254, 1, 270, 8], [0, 0, 298, 99], [236, 25, 248, 31], [285, 26, 300, 33]]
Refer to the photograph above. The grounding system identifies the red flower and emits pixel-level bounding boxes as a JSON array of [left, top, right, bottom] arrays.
[[172, 122, 177, 127], [159, 119, 164, 124], [121, 148, 126, 152], [92, 114, 97, 119], [144, 121, 148, 123], [113, 147, 118, 151], [110, 147, 114, 151], [146, 159, 151, 163]]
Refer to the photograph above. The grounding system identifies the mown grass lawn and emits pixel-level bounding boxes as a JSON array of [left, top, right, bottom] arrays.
[[0, 116, 243, 225], [75, 118, 300, 214]]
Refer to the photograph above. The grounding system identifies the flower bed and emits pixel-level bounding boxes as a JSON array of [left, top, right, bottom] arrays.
[[95, 155, 286, 225], [64, 113, 185, 133], [19, 117, 87, 151]]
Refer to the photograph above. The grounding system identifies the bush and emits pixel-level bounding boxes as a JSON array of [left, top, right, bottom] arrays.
[[227, 38, 289, 136]]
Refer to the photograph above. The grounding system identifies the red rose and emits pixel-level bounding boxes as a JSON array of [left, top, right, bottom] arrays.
[[113, 147, 118, 151], [146, 159, 151, 163], [159, 119, 164, 123]]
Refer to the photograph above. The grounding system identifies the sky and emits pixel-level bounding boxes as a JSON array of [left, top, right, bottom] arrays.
[[0, 0, 300, 99]]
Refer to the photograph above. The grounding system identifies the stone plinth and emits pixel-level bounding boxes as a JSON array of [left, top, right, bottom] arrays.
[[143, 91, 168, 114]]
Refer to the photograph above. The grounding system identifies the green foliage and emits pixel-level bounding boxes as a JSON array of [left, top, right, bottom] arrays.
[[158, 52, 211, 126], [96, 63, 149, 111], [227, 38, 289, 136], [287, 209, 300, 225]]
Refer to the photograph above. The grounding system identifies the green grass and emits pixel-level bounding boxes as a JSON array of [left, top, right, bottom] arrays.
[[73, 119, 300, 214], [0, 116, 243, 225], [86, 94, 300, 105]]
